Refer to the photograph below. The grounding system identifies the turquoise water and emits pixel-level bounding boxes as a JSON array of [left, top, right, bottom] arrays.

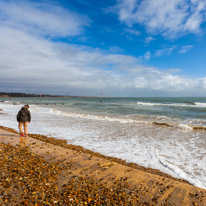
[[2, 96, 206, 121], [0, 97, 206, 189]]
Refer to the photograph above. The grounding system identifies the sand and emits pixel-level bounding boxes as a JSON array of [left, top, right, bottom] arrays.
[[0, 125, 206, 205]]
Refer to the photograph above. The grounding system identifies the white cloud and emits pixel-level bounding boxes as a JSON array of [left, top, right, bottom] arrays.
[[200, 77, 206, 89], [0, 0, 205, 96], [115, 0, 206, 38], [145, 36, 155, 43], [179, 45, 194, 54], [0, 0, 90, 37], [108, 46, 123, 53], [126, 28, 140, 36], [154, 46, 176, 57], [0, 24, 205, 96], [144, 51, 151, 60]]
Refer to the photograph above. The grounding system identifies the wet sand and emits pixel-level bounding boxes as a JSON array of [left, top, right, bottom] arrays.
[[0, 125, 206, 205]]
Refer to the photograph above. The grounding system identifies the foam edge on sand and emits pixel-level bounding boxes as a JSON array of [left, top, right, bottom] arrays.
[[0, 125, 206, 205]]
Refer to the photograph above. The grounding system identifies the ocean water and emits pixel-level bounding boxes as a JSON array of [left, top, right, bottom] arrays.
[[0, 97, 206, 189]]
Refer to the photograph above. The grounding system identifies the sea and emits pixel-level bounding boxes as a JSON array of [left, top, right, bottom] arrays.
[[0, 96, 206, 189]]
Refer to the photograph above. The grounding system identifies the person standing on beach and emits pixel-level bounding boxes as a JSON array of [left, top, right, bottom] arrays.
[[17, 104, 31, 137]]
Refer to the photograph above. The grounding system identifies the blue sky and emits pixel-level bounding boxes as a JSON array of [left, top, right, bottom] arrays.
[[0, 0, 206, 96]]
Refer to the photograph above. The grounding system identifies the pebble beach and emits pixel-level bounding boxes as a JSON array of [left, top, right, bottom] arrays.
[[0, 126, 206, 205]]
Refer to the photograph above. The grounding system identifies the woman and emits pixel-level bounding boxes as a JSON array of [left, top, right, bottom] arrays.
[[17, 104, 31, 137]]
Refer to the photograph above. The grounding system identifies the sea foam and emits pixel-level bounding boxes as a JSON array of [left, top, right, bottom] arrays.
[[0, 101, 206, 189]]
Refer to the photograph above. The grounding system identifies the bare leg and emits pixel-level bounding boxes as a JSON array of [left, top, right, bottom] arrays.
[[18, 122, 24, 135], [24, 122, 28, 137]]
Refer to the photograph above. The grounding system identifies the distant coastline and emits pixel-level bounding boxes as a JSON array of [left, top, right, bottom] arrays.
[[0, 92, 95, 98]]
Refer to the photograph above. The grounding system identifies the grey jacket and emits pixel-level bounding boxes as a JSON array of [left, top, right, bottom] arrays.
[[17, 106, 31, 122]]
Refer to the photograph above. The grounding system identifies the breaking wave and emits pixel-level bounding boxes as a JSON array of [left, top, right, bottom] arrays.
[[46, 107, 206, 132], [137, 101, 206, 108]]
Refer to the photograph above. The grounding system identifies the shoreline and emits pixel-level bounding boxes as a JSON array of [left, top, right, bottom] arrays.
[[0, 126, 190, 184], [0, 125, 206, 205]]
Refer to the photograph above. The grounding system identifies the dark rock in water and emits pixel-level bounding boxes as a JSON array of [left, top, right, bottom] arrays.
[[193, 126, 206, 131], [152, 122, 174, 127]]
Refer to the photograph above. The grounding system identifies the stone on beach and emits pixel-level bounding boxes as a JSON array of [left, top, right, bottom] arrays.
[[0, 126, 206, 205]]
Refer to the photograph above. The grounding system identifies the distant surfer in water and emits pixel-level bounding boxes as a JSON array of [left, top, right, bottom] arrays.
[[17, 104, 31, 137]]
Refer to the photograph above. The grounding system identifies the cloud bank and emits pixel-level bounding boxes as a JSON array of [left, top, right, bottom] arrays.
[[115, 0, 206, 38], [0, 0, 206, 96], [0, 0, 90, 37]]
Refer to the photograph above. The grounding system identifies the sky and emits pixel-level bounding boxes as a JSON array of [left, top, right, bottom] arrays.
[[0, 0, 206, 97]]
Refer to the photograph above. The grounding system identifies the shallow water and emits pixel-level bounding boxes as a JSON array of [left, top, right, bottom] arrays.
[[0, 97, 206, 189]]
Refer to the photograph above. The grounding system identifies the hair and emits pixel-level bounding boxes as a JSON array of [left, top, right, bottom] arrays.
[[24, 104, 29, 108]]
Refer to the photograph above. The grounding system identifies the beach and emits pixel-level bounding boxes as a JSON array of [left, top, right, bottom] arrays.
[[0, 125, 206, 205], [1, 0, 206, 204], [0, 97, 206, 190]]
